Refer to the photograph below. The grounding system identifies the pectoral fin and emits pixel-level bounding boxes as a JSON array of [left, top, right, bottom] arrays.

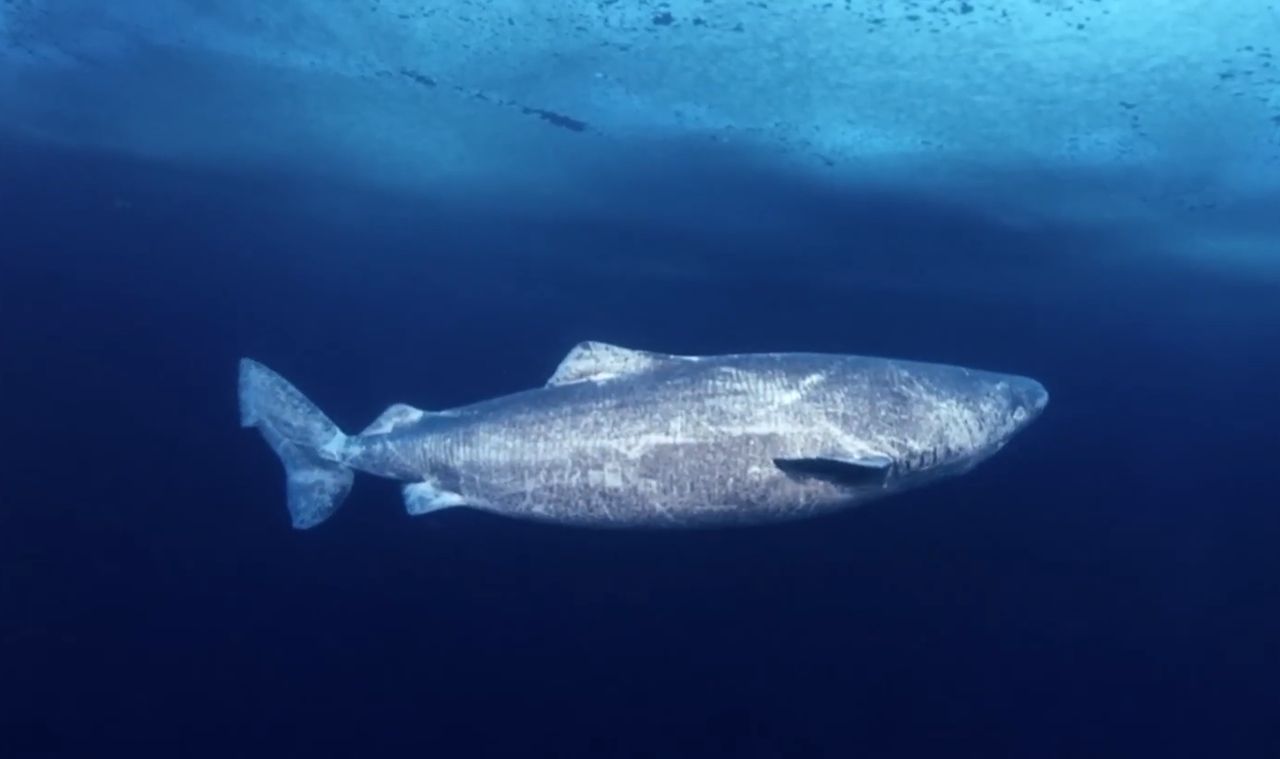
[[773, 455, 893, 487], [404, 481, 467, 515]]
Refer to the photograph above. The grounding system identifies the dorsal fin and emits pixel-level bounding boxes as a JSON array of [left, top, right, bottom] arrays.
[[546, 341, 683, 386], [361, 403, 427, 435]]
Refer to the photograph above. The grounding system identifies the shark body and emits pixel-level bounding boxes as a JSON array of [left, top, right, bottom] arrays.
[[240, 341, 1047, 529]]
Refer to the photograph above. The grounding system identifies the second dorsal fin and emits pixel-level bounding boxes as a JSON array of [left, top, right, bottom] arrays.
[[361, 403, 427, 435]]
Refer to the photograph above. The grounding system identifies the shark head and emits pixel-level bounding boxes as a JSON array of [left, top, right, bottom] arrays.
[[877, 364, 1049, 482]]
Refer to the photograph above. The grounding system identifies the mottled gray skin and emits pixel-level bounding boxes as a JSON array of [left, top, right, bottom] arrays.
[[337, 349, 1047, 527]]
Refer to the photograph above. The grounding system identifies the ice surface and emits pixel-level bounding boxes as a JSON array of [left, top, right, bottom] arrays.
[[2, 1, 1278, 272]]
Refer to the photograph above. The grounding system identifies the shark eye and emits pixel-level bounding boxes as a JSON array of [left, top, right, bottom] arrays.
[[1012, 407, 1028, 423]]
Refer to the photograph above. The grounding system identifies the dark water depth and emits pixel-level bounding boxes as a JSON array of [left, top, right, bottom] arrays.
[[2, 142, 1279, 758]]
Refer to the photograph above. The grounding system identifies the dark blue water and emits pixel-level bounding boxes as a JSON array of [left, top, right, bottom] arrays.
[[3, 141, 1279, 758]]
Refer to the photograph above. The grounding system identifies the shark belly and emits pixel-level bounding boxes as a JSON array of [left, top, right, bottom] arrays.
[[451, 434, 855, 528]]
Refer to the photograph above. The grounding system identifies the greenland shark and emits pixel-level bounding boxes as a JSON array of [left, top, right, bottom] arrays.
[[239, 342, 1047, 529]]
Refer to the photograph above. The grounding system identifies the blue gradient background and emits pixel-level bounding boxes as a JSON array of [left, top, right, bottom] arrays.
[[2, 141, 1278, 758]]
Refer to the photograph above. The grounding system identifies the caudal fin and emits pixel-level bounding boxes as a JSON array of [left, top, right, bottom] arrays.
[[238, 359, 353, 529]]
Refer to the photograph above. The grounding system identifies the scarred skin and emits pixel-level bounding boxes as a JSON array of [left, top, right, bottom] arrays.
[[319, 343, 1048, 528]]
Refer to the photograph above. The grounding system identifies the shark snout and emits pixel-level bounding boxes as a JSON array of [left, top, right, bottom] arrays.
[[1009, 376, 1049, 423]]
